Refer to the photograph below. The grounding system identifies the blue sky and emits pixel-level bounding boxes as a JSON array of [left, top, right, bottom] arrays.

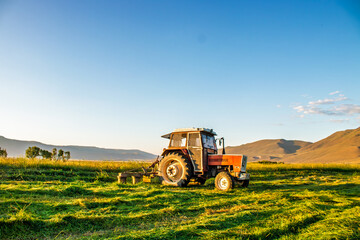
[[0, 0, 360, 154]]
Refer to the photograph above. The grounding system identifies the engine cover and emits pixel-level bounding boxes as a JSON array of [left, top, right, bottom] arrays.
[[208, 154, 247, 172]]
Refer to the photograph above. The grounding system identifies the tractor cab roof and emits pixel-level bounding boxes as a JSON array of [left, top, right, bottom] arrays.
[[161, 128, 217, 139]]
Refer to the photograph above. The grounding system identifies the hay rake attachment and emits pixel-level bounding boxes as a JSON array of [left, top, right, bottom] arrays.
[[117, 156, 161, 184]]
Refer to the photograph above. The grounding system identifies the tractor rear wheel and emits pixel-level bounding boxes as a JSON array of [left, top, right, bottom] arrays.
[[215, 172, 234, 191], [158, 153, 193, 187]]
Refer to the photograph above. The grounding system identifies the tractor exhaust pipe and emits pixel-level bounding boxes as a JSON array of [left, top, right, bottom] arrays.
[[222, 137, 225, 155], [218, 137, 225, 155]]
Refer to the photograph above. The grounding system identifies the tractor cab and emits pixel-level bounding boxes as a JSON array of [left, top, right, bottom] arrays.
[[161, 128, 218, 173]]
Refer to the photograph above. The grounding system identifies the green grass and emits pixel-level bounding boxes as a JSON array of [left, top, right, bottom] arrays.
[[0, 157, 359, 239]]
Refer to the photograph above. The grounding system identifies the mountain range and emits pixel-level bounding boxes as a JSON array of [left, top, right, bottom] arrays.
[[0, 136, 156, 160], [226, 127, 360, 164], [1, 127, 360, 163], [226, 139, 312, 161]]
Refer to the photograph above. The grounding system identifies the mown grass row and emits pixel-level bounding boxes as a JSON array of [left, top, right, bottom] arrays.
[[2, 157, 360, 174], [0, 158, 359, 239], [0, 157, 149, 171], [0, 157, 149, 182]]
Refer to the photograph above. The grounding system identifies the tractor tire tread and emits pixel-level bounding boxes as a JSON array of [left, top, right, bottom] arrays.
[[159, 153, 193, 187]]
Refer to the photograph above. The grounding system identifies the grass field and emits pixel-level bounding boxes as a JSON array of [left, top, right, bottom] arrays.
[[0, 158, 359, 239]]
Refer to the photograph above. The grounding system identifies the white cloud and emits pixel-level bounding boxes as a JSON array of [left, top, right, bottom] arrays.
[[293, 105, 341, 115], [329, 91, 340, 95], [334, 104, 360, 115], [276, 104, 281, 108], [294, 104, 359, 116], [293, 105, 305, 112], [308, 96, 347, 105], [293, 93, 360, 122]]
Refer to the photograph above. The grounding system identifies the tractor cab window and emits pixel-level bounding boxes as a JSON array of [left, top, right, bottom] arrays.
[[202, 134, 217, 150], [170, 133, 187, 147], [188, 133, 201, 147]]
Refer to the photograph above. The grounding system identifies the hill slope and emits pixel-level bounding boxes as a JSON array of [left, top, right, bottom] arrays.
[[282, 127, 360, 163], [0, 136, 156, 160], [226, 139, 311, 161]]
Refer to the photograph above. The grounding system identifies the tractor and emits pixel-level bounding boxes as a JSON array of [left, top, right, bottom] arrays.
[[118, 128, 250, 191], [158, 128, 249, 191]]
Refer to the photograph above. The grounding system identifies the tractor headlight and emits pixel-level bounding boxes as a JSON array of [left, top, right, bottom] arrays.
[[238, 173, 250, 180]]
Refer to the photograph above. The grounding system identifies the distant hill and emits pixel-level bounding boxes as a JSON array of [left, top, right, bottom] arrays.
[[226, 139, 312, 162], [226, 127, 360, 164], [282, 127, 360, 164], [0, 136, 156, 161]]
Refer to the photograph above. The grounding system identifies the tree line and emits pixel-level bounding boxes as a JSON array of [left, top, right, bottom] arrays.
[[0, 145, 71, 161], [25, 147, 71, 161], [0, 147, 7, 157]]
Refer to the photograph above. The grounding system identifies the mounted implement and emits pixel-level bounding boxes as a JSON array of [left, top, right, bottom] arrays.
[[117, 157, 160, 184], [118, 128, 250, 191]]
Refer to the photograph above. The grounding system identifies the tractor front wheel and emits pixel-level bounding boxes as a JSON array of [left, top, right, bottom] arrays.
[[215, 172, 234, 191], [158, 153, 193, 187]]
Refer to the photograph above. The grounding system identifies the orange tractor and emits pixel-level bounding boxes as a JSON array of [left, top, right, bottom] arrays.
[[118, 128, 250, 191], [158, 128, 249, 191]]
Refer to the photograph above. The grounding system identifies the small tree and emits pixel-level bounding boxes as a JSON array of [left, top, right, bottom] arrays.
[[52, 148, 57, 161], [58, 149, 64, 161], [39, 149, 52, 159], [25, 146, 40, 159], [0, 147, 7, 157], [64, 151, 71, 161]]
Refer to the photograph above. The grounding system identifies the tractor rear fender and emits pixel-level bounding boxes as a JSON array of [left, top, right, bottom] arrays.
[[161, 149, 198, 173], [161, 149, 189, 157]]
